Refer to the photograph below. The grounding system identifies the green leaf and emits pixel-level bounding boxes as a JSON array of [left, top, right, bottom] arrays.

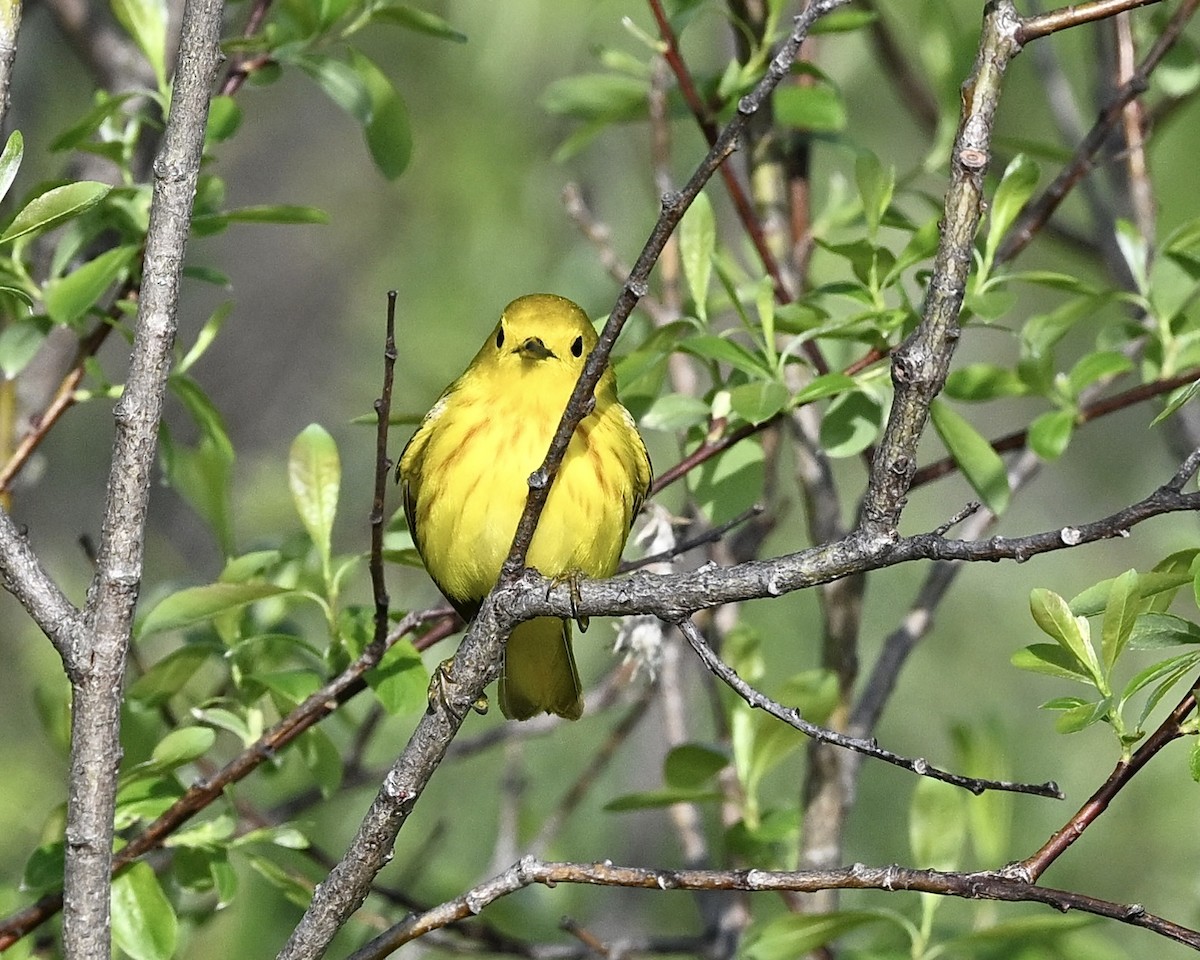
[[293, 53, 372, 123], [365, 638, 428, 714], [884, 216, 940, 285], [664, 743, 728, 789], [774, 84, 846, 132], [984, 154, 1038, 264], [950, 723, 1011, 864], [1190, 741, 1200, 783], [289, 424, 340, 573], [679, 334, 771, 377], [1136, 655, 1199, 732], [604, 787, 723, 811], [164, 814, 236, 850], [1151, 377, 1200, 426], [162, 375, 236, 554], [111, 862, 178, 960], [679, 191, 714, 320], [23, 841, 65, 896], [819, 389, 881, 458], [368, 2, 467, 41], [192, 205, 330, 232], [220, 550, 282, 583], [640, 393, 710, 432], [205, 96, 243, 145], [44, 244, 137, 329], [792, 372, 855, 405], [1115, 218, 1150, 294], [193, 706, 263, 748], [256, 669, 322, 706], [300, 726, 343, 797], [1011, 643, 1094, 683], [940, 914, 1094, 952], [50, 93, 138, 151], [1021, 296, 1101, 358], [247, 856, 313, 908], [0, 130, 22, 204], [1051, 697, 1108, 734], [688, 437, 764, 525], [1122, 651, 1200, 704], [128, 644, 216, 706], [741, 912, 889, 960], [1, 181, 111, 243], [347, 49, 412, 179], [909, 777, 964, 870], [151, 726, 216, 768], [944, 363, 1029, 401], [1065, 350, 1133, 397], [111, 0, 168, 90], [1127, 612, 1200, 649], [1070, 565, 1193, 616], [1029, 587, 1101, 682], [540, 73, 647, 122], [1100, 569, 1139, 670], [0, 316, 50, 378], [809, 9, 878, 32], [139, 582, 294, 637], [855, 151, 894, 240], [728, 380, 788, 425], [1027, 408, 1074, 461], [177, 301, 233, 375], [929, 399, 1009, 512]]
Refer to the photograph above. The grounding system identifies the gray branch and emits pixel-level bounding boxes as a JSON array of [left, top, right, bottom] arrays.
[[59, 0, 223, 956], [515, 448, 1200, 624]]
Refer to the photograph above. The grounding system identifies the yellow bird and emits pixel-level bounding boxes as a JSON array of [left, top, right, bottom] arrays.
[[397, 294, 652, 720]]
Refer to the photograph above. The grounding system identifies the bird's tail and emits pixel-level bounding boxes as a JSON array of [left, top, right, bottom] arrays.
[[499, 617, 583, 721]]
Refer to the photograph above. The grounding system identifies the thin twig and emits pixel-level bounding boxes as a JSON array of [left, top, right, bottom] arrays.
[[678, 618, 1060, 797], [1018, 0, 1164, 44], [0, 315, 119, 492], [369, 292, 398, 652], [621, 505, 764, 571], [999, 0, 1198, 263]]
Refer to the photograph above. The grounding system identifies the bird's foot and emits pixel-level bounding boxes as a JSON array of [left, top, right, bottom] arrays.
[[427, 656, 489, 717]]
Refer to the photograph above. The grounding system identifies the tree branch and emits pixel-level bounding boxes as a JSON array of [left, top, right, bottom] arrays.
[[59, 0, 223, 955], [516, 449, 1200, 627], [860, 0, 1020, 531], [346, 856, 1200, 957], [1021, 674, 1199, 880]]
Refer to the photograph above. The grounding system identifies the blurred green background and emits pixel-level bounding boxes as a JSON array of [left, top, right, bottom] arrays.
[[4, 0, 1200, 956]]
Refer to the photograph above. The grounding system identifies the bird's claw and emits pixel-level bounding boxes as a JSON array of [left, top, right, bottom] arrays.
[[427, 656, 489, 717]]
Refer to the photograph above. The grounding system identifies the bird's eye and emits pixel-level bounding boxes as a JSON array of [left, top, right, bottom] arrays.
[[571, 336, 584, 357], [495, 327, 505, 349]]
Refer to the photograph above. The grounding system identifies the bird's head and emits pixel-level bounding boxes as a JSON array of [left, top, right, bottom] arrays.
[[481, 294, 599, 377]]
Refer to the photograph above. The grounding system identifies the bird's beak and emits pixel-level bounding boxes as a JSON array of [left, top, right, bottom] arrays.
[[516, 337, 555, 361]]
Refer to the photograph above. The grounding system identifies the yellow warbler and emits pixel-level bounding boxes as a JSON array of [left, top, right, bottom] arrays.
[[397, 294, 652, 720]]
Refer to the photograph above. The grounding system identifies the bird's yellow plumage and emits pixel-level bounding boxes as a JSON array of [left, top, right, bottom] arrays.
[[397, 294, 652, 720]]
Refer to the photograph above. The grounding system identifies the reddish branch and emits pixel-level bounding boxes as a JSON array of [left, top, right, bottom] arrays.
[[1022, 676, 1199, 880], [999, 0, 1198, 263]]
